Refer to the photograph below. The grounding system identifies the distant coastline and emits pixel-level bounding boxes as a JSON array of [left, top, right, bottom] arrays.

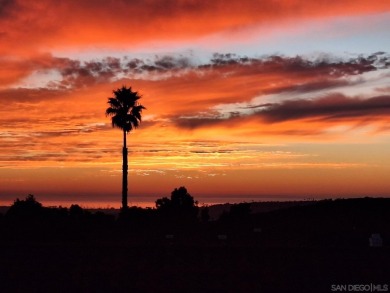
[[2, 197, 388, 221], [0, 198, 335, 220]]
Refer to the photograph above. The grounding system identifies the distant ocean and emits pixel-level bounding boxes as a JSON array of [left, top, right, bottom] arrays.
[[0, 195, 318, 209]]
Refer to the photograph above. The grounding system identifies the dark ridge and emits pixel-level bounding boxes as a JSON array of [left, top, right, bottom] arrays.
[[1, 196, 389, 292]]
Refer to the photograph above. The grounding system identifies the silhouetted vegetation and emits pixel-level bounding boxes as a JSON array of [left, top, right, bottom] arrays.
[[1, 194, 390, 292], [105, 85, 146, 210], [6, 194, 43, 219], [2, 193, 390, 246], [155, 186, 199, 224]]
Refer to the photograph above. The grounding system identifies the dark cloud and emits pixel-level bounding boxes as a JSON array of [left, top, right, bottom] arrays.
[[367, 51, 390, 68], [53, 57, 121, 88], [173, 115, 239, 130], [39, 54, 194, 89], [125, 55, 193, 74], [3, 52, 389, 91], [0, 54, 122, 89], [257, 94, 390, 122], [0, 0, 16, 18], [51, 52, 390, 90], [208, 53, 390, 77], [239, 103, 275, 110], [173, 95, 390, 129], [54, 52, 390, 91], [174, 117, 219, 129], [154, 55, 192, 70], [210, 53, 254, 66]]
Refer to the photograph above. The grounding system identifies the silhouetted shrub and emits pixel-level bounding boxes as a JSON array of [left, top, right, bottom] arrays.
[[6, 194, 44, 220], [155, 186, 199, 224], [69, 204, 84, 217]]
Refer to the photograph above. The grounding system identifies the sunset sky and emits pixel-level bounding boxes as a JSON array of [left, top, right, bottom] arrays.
[[1, 0, 390, 207]]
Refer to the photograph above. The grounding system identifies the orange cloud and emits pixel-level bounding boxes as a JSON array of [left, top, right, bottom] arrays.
[[1, 0, 390, 55], [1, 47, 390, 202], [2, 0, 390, 205]]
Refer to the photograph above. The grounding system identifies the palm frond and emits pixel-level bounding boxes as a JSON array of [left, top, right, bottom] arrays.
[[128, 114, 140, 129], [105, 107, 119, 116], [106, 85, 145, 133], [131, 105, 145, 121], [107, 97, 122, 109], [110, 115, 122, 129]]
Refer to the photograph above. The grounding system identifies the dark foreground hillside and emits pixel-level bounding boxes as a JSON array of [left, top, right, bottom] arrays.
[[0, 197, 389, 293], [1, 243, 388, 293]]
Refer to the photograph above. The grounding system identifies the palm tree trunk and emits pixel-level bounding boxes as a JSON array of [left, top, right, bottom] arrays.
[[122, 130, 128, 210]]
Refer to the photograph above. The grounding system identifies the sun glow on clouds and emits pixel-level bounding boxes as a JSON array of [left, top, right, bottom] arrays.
[[1, 0, 390, 205]]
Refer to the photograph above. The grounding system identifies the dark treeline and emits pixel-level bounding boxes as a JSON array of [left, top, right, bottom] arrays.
[[1, 190, 390, 292], [1, 189, 390, 248]]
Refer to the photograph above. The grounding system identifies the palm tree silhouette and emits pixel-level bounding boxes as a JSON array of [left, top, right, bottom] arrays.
[[106, 86, 146, 210]]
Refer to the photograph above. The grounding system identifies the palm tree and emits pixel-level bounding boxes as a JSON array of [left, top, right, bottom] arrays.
[[105, 86, 145, 210]]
